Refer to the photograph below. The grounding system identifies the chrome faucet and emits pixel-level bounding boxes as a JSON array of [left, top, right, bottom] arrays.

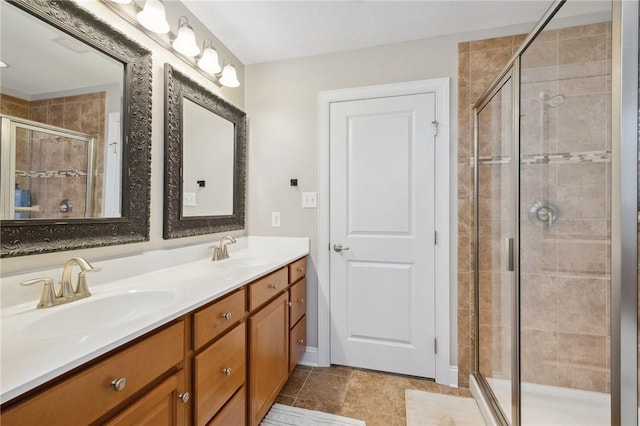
[[20, 257, 101, 309], [212, 235, 237, 261]]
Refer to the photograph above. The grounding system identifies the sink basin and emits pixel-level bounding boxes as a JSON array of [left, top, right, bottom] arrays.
[[20, 291, 176, 339], [212, 256, 270, 269]]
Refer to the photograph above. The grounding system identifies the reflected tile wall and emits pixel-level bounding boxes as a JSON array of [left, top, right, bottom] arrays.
[[458, 22, 612, 392], [1, 92, 106, 218]]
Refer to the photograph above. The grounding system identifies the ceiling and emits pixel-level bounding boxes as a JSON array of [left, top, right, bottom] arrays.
[[182, 1, 559, 65]]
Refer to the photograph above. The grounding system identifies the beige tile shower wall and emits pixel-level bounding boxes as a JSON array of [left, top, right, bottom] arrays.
[[458, 23, 612, 392], [29, 92, 106, 218], [519, 23, 611, 393]]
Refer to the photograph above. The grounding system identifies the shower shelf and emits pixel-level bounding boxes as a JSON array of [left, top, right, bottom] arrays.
[[14, 206, 40, 213]]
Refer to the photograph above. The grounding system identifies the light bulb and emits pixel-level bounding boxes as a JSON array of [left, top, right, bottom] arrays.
[[172, 18, 200, 57], [137, 0, 170, 34], [219, 64, 240, 88], [198, 42, 221, 74]]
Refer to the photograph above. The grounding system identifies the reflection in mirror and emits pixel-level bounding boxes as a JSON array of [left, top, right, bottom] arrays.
[[182, 98, 234, 217], [0, 0, 152, 257], [164, 64, 246, 239], [0, 2, 124, 220]]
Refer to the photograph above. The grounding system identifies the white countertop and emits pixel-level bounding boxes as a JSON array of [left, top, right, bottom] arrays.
[[0, 236, 309, 404]]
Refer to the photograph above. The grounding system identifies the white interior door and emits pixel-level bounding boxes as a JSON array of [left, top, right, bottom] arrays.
[[329, 93, 437, 378]]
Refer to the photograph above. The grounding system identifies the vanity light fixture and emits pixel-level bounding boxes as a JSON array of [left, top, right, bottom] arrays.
[[172, 16, 200, 57], [197, 40, 221, 74], [137, 0, 170, 34], [108, 0, 132, 3], [219, 64, 240, 88]]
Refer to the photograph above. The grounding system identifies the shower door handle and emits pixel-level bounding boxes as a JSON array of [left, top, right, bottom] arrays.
[[505, 238, 515, 272]]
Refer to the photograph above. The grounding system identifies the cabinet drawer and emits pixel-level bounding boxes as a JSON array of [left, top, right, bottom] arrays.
[[194, 323, 246, 426], [289, 278, 306, 328], [249, 267, 288, 311], [193, 288, 245, 350], [289, 316, 306, 373], [288, 257, 306, 284], [1, 321, 184, 426], [207, 386, 246, 426]]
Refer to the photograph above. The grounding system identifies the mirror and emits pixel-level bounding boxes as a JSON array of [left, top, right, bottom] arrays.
[[164, 64, 246, 239], [0, 0, 152, 257]]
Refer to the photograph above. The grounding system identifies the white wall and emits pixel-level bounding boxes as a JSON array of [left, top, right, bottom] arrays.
[[1, 0, 245, 276], [245, 22, 538, 366]]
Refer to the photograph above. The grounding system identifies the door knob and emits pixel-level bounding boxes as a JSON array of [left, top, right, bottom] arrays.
[[333, 243, 350, 252]]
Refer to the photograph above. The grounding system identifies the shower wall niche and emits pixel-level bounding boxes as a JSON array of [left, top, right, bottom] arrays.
[[0, 92, 106, 219]]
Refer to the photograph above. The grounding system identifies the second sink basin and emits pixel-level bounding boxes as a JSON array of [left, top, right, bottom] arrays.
[[20, 291, 176, 340]]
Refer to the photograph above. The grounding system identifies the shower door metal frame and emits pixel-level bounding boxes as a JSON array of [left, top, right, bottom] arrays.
[[471, 0, 638, 425], [473, 65, 520, 426]]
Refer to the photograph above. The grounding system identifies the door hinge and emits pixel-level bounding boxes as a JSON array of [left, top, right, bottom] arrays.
[[434, 230, 437, 245], [434, 337, 438, 354], [431, 120, 439, 137]]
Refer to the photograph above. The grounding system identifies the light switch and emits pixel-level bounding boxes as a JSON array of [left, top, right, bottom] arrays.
[[271, 211, 281, 227], [183, 192, 196, 207], [302, 192, 317, 208]]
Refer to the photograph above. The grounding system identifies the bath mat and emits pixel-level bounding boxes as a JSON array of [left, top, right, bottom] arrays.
[[405, 389, 485, 426], [260, 403, 366, 426]]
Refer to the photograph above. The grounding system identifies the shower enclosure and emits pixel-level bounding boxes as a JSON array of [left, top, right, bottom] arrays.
[[0, 115, 96, 219], [471, 0, 638, 424]]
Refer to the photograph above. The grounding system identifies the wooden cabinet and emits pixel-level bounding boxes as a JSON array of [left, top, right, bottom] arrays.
[[105, 372, 186, 426], [1, 321, 186, 426], [208, 386, 246, 426], [248, 292, 289, 426], [288, 258, 307, 373], [289, 316, 307, 373], [1, 256, 307, 426], [194, 323, 246, 426]]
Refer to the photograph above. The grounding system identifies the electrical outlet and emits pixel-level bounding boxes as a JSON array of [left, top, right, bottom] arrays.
[[302, 192, 317, 208], [183, 192, 196, 207], [271, 211, 281, 227]]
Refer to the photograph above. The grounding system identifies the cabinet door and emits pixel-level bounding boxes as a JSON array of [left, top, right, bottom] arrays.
[[289, 316, 307, 373], [249, 292, 289, 426], [105, 372, 185, 426], [194, 323, 246, 426]]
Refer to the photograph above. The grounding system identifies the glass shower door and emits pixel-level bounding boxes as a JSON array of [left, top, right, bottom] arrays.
[[476, 73, 516, 423]]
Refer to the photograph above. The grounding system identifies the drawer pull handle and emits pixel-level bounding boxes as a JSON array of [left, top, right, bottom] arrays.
[[111, 377, 127, 392], [270, 283, 279, 289], [298, 298, 304, 304], [288, 301, 292, 307], [297, 339, 305, 345], [222, 367, 232, 376], [178, 392, 190, 403], [296, 267, 304, 272], [222, 312, 232, 321]]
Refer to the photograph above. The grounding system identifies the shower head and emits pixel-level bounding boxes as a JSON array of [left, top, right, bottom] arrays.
[[538, 91, 564, 107]]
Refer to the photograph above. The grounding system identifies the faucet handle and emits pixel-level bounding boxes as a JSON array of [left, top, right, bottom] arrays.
[[20, 278, 56, 309]]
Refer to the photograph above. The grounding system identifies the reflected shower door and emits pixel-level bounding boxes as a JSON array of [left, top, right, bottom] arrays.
[[476, 75, 515, 422]]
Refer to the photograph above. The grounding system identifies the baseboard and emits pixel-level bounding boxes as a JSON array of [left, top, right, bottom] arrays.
[[449, 366, 459, 388], [298, 346, 319, 367]]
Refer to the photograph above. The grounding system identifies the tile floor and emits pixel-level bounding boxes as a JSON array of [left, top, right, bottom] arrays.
[[275, 365, 471, 426]]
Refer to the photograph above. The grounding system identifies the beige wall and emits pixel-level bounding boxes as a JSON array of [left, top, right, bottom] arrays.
[[1, 0, 245, 275], [244, 23, 536, 357]]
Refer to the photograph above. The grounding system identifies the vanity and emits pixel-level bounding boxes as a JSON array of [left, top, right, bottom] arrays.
[[0, 237, 309, 426]]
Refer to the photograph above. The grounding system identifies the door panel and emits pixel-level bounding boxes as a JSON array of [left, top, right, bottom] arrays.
[[476, 76, 515, 423], [329, 93, 436, 378]]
